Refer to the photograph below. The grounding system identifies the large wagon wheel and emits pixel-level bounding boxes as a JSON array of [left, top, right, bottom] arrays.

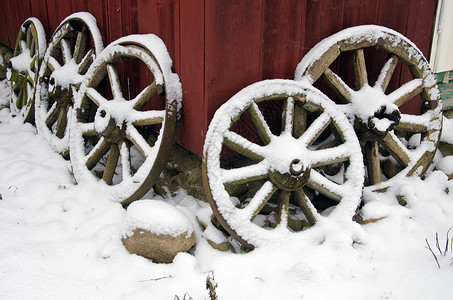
[[202, 80, 364, 249], [7, 17, 46, 123], [69, 35, 182, 206], [35, 12, 104, 156], [295, 25, 442, 191]]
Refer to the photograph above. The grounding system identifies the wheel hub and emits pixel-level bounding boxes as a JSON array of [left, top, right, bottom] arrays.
[[48, 77, 73, 107], [94, 107, 127, 144], [351, 86, 401, 141], [269, 159, 311, 191]]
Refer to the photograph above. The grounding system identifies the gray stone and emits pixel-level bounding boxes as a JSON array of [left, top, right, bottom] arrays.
[[122, 228, 195, 263]]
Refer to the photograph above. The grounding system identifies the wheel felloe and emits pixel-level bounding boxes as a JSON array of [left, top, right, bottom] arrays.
[[203, 80, 364, 249], [295, 25, 442, 189]]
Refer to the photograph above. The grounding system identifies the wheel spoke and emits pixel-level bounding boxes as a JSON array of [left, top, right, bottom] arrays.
[[247, 102, 272, 145], [322, 67, 352, 103], [393, 114, 428, 133], [86, 87, 108, 106], [16, 87, 25, 109], [240, 181, 277, 221], [73, 30, 87, 64], [120, 142, 132, 180], [78, 122, 98, 136], [126, 127, 153, 158], [102, 144, 120, 185], [47, 56, 62, 72], [60, 39, 72, 64], [293, 100, 307, 138], [352, 48, 368, 89], [281, 97, 294, 134], [221, 161, 269, 186], [310, 144, 350, 168], [30, 35, 36, 57], [29, 55, 38, 72], [45, 102, 59, 128], [293, 189, 316, 226], [276, 190, 290, 227], [133, 81, 159, 110], [364, 141, 382, 185], [78, 48, 94, 74], [86, 138, 111, 170], [131, 110, 165, 126], [26, 27, 32, 49], [107, 64, 124, 99], [381, 132, 411, 166], [306, 170, 342, 202], [299, 112, 331, 147], [55, 107, 68, 138], [388, 78, 423, 107], [223, 130, 265, 162], [375, 55, 398, 92]]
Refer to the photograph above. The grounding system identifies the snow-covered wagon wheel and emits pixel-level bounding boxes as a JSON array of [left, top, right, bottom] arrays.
[[35, 12, 104, 156], [69, 35, 181, 206], [202, 80, 364, 249], [295, 25, 442, 192], [7, 17, 46, 123]]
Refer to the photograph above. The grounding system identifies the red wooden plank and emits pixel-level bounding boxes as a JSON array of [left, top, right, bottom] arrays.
[[45, 0, 75, 33], [85, 0, 109, 45], [2, 0, 25, 46], [399, 0, 437, 115], [137, 0, 158, 34], [204, 0, 264, 124], [136, 0, 158, 112], [121, 0, 138, 36], [106, 0, 123, 43], [0, 4, 11, 46], [341, 0, 379, 28], [304, 0, 343, 54], [261, 0, 306, 80], [29, 0, 50, 35], [178, 0, 205, 155]]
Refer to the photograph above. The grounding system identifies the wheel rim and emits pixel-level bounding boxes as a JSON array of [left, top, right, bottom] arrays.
[[202, 80, 364, 249], [70, 36, 181, 205], [295, 25, 442, 191], [35, 13, 104, 156], [8, 18, 46, 123]]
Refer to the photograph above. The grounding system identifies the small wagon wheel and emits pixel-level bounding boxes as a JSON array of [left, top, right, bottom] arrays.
[[295, 25, 442, 191], [70, 35, 181, 206], [7, 17, 46, 123], [202, 80, 364, 249], [35, 12, 104, 156]]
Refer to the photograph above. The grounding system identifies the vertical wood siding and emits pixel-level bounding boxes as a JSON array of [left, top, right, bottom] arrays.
[[0, 0, 438, 156]]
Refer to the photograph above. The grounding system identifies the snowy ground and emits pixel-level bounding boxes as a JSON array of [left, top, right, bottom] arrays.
[[1, 79, 453, 300]]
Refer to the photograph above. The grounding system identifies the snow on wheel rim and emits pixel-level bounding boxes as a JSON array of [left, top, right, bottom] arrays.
[[203, 79, 364, 249], [34, 12, 104, 156], [70, 34, 181, 205], [8, 17, 46, 123], [294, 25, 442, 192]]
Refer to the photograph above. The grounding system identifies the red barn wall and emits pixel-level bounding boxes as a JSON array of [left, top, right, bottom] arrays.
[[0, 0, 438, 156]]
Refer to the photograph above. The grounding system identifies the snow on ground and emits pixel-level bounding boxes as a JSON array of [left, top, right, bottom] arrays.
[[0, 79, 453, 299]]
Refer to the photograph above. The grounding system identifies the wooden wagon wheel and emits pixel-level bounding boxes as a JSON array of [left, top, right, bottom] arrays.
[[295, 25, 442, 191], [7, 17, 46, 123], [202, 80, 364, 249], [35, 12, 104, 156], [69, 35, 181, 206]]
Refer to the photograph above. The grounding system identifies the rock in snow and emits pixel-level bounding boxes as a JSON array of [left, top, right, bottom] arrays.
[[121, 200, 195, 263]]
